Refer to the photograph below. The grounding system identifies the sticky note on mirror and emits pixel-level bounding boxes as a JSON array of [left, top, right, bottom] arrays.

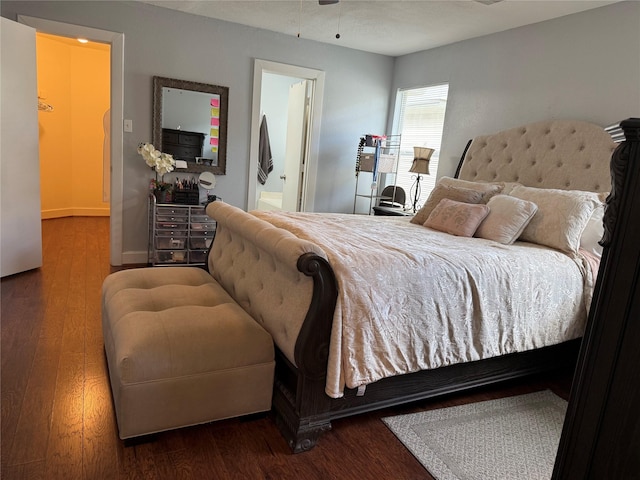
[[211, 147, 218, 153], [211, 118, 219, 127], [210, 138, 218, 146], [210, 128, 218, 137], [211, 107, 219, 117], [175, 160, 188, 169], [210, 98, 220, 107]]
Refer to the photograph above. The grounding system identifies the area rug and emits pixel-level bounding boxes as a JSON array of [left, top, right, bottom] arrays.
[[382, 390, 567, 480]]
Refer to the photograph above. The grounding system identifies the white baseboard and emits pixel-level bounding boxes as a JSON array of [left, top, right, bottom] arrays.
[[121, 250, 149, 265], [41, 208, 110, 219]]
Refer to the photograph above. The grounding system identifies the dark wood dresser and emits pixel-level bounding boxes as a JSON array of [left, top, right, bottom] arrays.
[[162, 128, 205, 162]]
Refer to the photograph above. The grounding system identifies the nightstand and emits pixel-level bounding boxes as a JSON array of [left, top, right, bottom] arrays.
[[372, 206, 414, 217]]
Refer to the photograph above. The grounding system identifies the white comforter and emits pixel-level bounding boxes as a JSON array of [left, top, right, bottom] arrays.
[[252, 211, 594, 399]]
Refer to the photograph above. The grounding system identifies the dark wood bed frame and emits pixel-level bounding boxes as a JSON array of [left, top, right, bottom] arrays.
[[231, 117, 639, 471], [271, 119, 640, 473], [270, 139, 601, 453], [206, 119, 623, 454], [274, 264, 582, 452]]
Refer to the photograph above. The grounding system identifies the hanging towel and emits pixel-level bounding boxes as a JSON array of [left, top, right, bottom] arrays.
[[258, 115, 273, 185]]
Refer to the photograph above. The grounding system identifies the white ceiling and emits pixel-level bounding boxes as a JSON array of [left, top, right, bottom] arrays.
[[140, 0, 617, 56]]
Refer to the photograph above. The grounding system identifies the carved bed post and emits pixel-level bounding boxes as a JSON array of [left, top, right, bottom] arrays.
[[272, 252, 338, 453], [553, 118, 640, 478], [293, 253, 338, 378]]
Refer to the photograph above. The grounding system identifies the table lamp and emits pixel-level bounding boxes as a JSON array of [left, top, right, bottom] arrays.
[[409, 147, 435, 213]]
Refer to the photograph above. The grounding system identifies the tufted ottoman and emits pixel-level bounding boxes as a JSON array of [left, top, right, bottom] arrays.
[[101, 267, 275, 440]]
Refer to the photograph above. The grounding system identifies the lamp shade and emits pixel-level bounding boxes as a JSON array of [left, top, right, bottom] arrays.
[[409, 147, 434, 175]]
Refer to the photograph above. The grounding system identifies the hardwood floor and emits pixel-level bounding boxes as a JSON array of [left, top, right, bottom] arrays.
[[1, 216, 573, 479]]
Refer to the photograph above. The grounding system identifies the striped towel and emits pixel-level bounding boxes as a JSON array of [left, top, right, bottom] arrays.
[[258, 115, 273, 185]]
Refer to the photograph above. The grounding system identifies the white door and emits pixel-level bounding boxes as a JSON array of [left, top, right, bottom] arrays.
[[281, 81, 308, 212], [1, 18, 42, 277]]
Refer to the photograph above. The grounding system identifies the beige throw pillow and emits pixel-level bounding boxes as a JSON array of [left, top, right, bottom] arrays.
[[411, 184, 487, 225], [424, 198, 490, 237], [440, 176, 521, 195], [509, 185, 600, 254], [495, 182, 522, 195], [438, 176, 506, 197], [475, 195, 538, 244]]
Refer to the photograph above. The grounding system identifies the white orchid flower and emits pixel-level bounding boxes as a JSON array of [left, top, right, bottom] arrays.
[[138, 142, 176, 177]]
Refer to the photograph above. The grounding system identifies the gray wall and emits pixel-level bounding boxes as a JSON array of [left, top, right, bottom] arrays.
[[390, 1, 640, 179], [1, 0, 393, 259]]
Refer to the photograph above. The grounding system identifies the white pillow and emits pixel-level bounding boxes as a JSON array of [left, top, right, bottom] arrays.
[[509, 185, 600, 254], [580, 203, 605, 258], [475, 195, 538, 245]]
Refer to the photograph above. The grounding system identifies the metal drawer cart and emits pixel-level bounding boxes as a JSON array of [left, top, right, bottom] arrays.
[[148, 195, 217, 266]]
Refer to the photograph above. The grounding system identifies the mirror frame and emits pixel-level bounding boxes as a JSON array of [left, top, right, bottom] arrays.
[[152, 76, 229, 175]]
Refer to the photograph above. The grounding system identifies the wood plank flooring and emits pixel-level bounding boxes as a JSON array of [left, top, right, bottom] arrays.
[[1, 216, 573, 479]]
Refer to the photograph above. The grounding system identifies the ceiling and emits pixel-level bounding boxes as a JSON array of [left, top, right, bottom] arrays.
[[139, 0, 617, 56]]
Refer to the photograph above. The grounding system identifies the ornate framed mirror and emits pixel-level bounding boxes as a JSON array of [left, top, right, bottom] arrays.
[[152, 76, 229, 175]]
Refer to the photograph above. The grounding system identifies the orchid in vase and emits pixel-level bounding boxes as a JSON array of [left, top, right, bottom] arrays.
[[138, 143, 175, 194]]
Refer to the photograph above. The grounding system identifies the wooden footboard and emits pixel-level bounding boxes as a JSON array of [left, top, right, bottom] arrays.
[[292, 253, 338, 378], [275, 338, 581, 453], [206, 202, 339, 451]]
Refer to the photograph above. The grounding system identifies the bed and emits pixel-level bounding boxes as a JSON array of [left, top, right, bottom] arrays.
[[205, 119, 618, 452]]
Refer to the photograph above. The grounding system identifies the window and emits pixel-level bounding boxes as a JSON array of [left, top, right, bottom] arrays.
[[391, 83, 449, 210]]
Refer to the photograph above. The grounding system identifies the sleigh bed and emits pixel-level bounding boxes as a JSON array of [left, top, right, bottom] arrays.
[[205, 119, 617, 452]]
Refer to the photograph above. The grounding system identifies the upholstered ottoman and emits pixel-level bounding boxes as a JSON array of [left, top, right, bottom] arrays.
[[101, 267, 275, 440]]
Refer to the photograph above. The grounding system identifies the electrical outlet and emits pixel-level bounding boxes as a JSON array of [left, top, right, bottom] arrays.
[[124, 119, 133, 132]]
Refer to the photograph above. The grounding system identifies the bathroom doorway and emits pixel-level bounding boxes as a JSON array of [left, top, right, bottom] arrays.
[[249, 60, 325, 213], [257, 75, 311, 212]]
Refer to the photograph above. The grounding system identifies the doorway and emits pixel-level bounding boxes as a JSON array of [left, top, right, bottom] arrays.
[[36, 32, 110, 220], [248, 60, 325, 212], [257, 75, 311, 212], [18, 15, 124, 266]]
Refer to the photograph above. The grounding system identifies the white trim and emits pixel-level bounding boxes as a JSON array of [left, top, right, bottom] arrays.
[[41, 208, 111, 219], [249, 60, 325, 212], [18, 15, 125, 266], [121, 251, 149, 265]]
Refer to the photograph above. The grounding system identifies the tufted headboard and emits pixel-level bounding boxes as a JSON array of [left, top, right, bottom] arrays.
[[457, 120, 617, 193]]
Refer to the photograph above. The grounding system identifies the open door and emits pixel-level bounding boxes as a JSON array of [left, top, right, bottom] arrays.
[[1, 18, 42, 277], [249, 60, 325, 213], [281, 81, 309, 212]]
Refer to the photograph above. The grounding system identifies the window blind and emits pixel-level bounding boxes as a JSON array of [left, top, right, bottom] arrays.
[[393, 84, 449, 209]]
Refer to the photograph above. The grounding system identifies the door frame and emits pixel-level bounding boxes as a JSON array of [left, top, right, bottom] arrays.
[[18, 15, 124, 266], [248, 59, 325, 212]]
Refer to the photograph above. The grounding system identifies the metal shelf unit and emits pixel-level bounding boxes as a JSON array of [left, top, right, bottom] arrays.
[[353, 134, 401, 214]]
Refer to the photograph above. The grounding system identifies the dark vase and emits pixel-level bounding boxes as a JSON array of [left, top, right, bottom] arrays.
[[154, 189, 173, 204]]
